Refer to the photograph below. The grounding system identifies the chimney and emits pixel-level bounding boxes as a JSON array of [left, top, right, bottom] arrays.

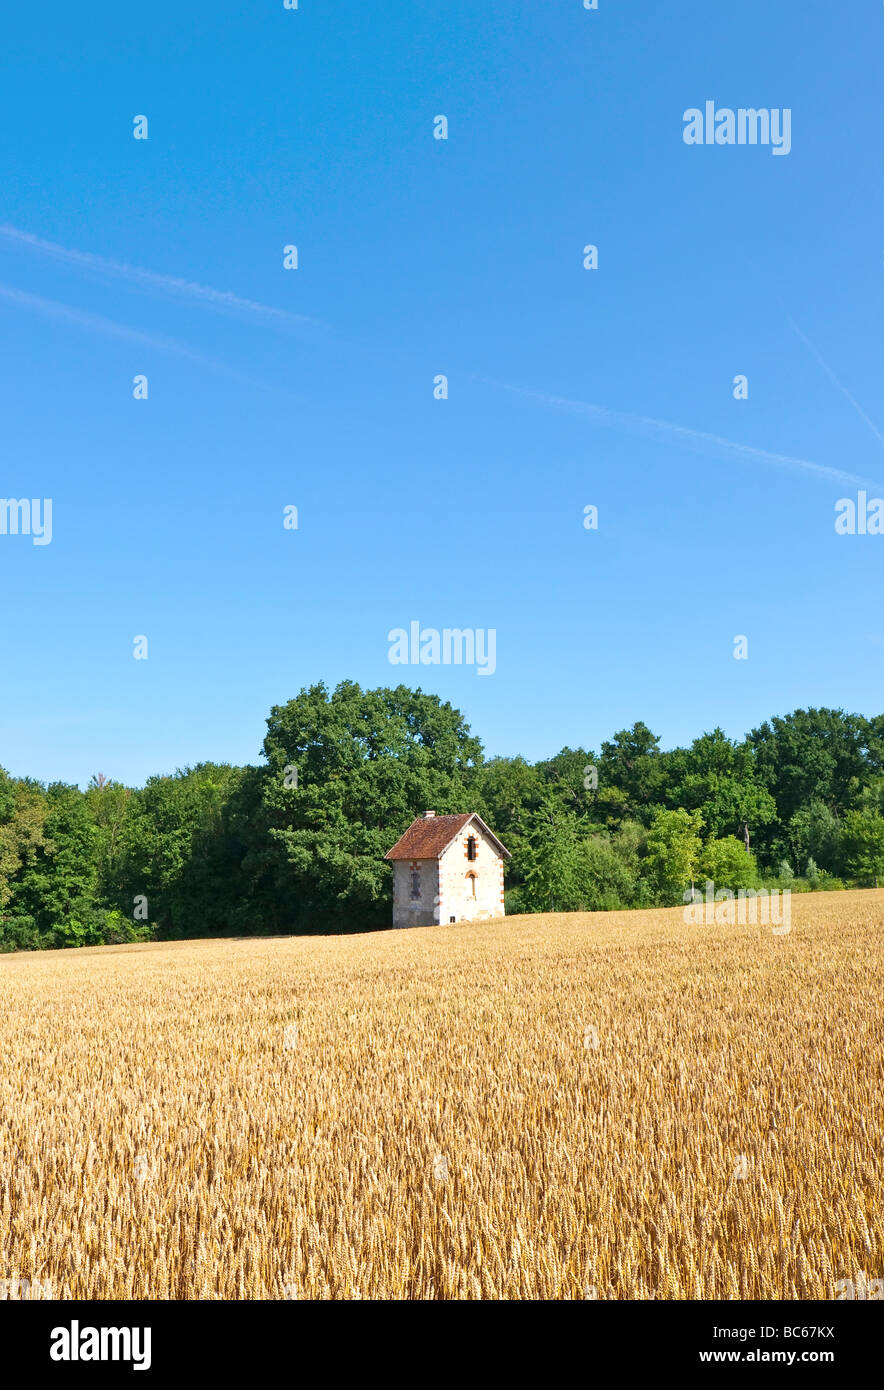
[[424, 810, 436, 818]]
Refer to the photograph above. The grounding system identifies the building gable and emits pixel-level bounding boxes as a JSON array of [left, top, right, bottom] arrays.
[[384, 812, 511, 863]]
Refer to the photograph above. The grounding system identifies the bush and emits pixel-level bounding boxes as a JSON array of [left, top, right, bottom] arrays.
[[50, 905, 154, 950], [0, 915, 49, 952], [575, 837, 638, 910], [504, 886, 528, 915], [699, 837, 759, 892], [809, 871, 845, 892], [104, 913, 154, 945]]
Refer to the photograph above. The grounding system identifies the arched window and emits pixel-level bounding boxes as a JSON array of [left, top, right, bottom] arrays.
[[466, 872, 477, 898], [466, 835, 477, 861]]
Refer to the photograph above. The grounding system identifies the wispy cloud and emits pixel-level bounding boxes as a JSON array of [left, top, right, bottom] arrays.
[[478, 377, 880, 490], [0, 223, 314, 329], [0, 283, 300, 398], [786, 312, 884, 451], [0, 282, 226, 364]]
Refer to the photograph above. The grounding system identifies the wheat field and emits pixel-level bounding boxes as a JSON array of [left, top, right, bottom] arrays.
[[1, 891, 882, 1300]]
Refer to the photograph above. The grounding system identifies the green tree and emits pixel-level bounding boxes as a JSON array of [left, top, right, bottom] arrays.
[[16, 784, 100, 943], [841, 810, 884, 887], [786, 800, 842, 875], [474, 755, 544, 893], [598, 722, 664, 824], [521, 798, 643, 913], [535, 746, 597, 816], [577, 835, 639, 910], [522, 798, 585, 912], [666, 729, 776, 847], [115, 763, 241, 937], [84, 775, 135, 899], [0, 770, 48, 912], [250, 681, 483, 932], [858, 776, 884, 819], [699, 836, 758, 891], [748, 708, 872, 825], [641, 808, 703, 905]]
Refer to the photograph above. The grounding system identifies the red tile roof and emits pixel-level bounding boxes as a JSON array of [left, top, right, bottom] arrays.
[[384, 813, 510, 861]]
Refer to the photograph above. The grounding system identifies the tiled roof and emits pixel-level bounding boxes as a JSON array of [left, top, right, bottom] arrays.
[[384, 813, 510, 861], [384, 813, 473, 861]]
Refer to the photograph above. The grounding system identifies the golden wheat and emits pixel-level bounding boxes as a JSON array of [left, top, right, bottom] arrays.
[[1, 890, 882, 1299]]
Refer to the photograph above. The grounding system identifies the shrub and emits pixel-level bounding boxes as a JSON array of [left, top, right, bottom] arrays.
[[0, 915, 48, 952]]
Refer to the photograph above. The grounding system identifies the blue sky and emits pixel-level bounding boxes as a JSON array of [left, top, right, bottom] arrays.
[[1, 0, 882, 787]]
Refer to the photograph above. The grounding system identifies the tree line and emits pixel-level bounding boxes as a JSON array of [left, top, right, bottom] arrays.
[[2, 681, 884, 950]]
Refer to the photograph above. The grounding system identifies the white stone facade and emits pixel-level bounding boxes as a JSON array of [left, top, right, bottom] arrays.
[[437, 820, 505, 925]]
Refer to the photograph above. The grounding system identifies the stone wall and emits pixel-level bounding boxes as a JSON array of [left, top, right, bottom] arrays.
[[437, 820, 505, 923], [391, 857, 440, 928]]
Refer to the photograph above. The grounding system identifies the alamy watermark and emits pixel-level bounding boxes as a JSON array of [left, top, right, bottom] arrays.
[[50, 1323, 151, 1370], [683, 102, 791, 156], [0, 498, 52, 545], [835, 1273, 883, 1300], [388, 622, 496, 676], [835, 491, 883, 535], [684, 881, 791, 934], [0, 1274, 53, 1299]]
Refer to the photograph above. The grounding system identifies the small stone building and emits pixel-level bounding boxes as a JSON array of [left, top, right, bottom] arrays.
[[384, 811, 511, 929]]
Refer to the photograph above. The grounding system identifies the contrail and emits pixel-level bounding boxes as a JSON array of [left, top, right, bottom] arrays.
[[786, 312, 884, 450], [0, 282, 229, 364], [0, 223, 314, 329], [478, 377, 880, 490], [0, 283, 300, 399]]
